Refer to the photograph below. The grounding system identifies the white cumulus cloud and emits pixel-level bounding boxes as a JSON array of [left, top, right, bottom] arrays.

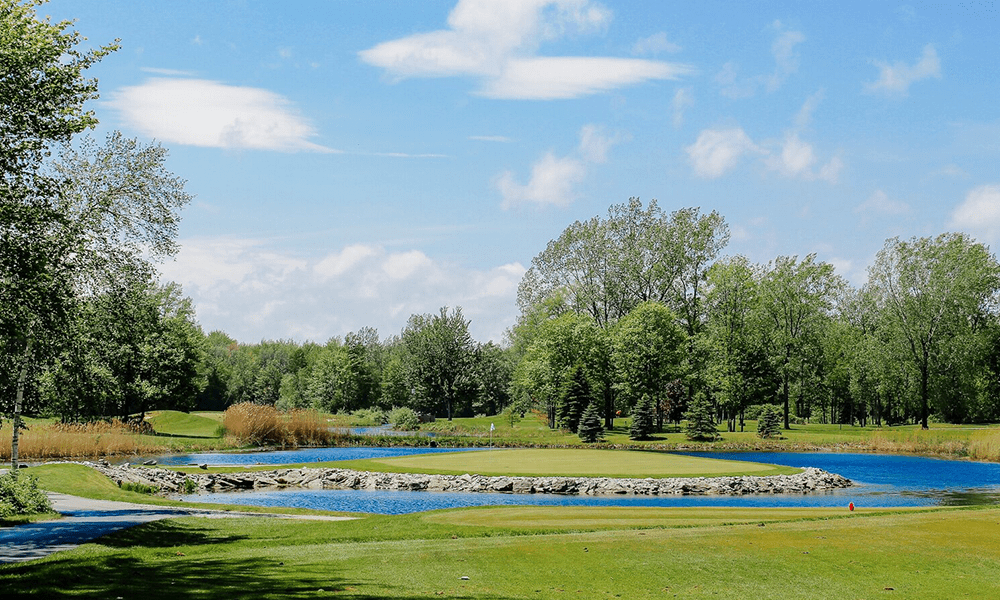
[[359, 0, 691, 100], [497, 124, 617, 208], [950, 184, 1000, 244], [866, 44, 941, 96], [109, 78, 335, 153], [686, 128, 760, 178]]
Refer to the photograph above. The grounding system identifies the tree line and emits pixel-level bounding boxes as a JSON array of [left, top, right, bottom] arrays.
[[4, 1, 1000, 453]]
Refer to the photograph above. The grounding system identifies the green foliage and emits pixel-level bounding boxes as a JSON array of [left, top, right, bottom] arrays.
[[757, 404, 783, 439], [388, 406, 419, 431], [629, 394, 656, 440], [182, 478, 198, 494], [119, 481, 159, 495], [557, 364, 593, 433], [684, 393, 718, 441], [577, 401, 605, 443], [351, 407, 388, 426], [0, 471, 52, 517], [611, 301, 685, 420], [401, 307, 477, 420]]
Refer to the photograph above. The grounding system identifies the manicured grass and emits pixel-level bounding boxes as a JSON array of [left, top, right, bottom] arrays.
[[146, 410, 224, 438], [25, 464, 354, 517], [1, 504, 996, 598], [331, 448, 802, 478]]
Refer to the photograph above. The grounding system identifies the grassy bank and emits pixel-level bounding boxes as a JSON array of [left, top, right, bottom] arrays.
[[328, 448, 802, 478], [2, 502, 996, 598]]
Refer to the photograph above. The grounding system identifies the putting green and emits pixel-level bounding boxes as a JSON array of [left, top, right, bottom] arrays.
[[351, 448, 800, 478]]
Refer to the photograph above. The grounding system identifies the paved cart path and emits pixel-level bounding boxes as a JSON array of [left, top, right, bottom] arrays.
[[1, 492, 353, 564]]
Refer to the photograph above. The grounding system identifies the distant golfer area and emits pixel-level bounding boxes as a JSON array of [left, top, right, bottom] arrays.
[[338, 448, 802, 479]]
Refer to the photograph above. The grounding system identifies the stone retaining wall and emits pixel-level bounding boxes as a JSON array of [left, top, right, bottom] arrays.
[[88, 462, 852, 497]]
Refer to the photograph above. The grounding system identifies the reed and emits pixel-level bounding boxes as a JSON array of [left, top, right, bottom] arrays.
[[968, 428, 1000, 461], [221, 403, 339, 447], [0, 421, 166, 460]]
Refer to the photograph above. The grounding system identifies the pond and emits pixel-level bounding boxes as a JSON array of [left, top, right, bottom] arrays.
[[175, 448, 1000, 514]]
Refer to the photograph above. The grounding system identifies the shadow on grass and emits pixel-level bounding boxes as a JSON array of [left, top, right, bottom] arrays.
[[0, 520, 520, 599]]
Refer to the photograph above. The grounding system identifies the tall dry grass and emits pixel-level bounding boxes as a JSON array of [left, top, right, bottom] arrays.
[[868, 429, 969, 457], [221, 403, 338, 447], [0, 420, 167, 461], [968, 429, 1000, 461]]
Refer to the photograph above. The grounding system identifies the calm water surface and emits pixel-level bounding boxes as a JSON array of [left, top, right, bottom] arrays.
[[177, 449, 1000, 514]]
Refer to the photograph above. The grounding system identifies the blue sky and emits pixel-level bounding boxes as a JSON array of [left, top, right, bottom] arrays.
[[47, 0, 999, 344]]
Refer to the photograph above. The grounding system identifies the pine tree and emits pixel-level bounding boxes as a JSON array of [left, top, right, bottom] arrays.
[[558, 364, 592, 433], [629, 394, 656, 440], [757, 404, 782, 439], [684, 393, 719, 441], [578, 401, 605, 443]]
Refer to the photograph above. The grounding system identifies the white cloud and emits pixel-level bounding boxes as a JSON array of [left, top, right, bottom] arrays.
[[469, 135, 512, 142], [767, 133, 816, 176], [140, 67, 196, 76], [715, 62, 756, 99], [950, 184, 1000, 244], [632, 31, 681, 55], [817, 157, 843, 183], [855, 190, 910, 223], [497, 152, 587, 208], [672, 87, 693, 128], [685, 128, 760, 178], [866, 44, 941, 96], [160, 238, 525, 343], [497, 123, 617, 208], [794, 90, 824, 129], [768, 27, 805, 92], [109, 78, 336, 153], [359, 0, 691, 100], [191, 35, 204, 46]]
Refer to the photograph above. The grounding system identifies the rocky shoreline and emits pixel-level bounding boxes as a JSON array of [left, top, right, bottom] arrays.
[[88, 462, 852, 497]]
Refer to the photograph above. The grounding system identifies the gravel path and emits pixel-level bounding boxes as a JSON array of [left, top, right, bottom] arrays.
[[1, 493, 353, 564]]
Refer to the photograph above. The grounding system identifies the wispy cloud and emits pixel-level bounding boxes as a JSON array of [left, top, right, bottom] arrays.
[[632, 31, 681, 55], [140, 67, 196, 76], [359, 0, 691, 100], [469, 135, 513, 142], [854, 190, 910, 224], [716, 23, 805, 98], [950, 184, 1000, 245], [160, 238, 525, 343], [672, 87, 693, 128], [109, 78, 336, 153], [866, 44, 941, 96], [497, 124, 617, 208]]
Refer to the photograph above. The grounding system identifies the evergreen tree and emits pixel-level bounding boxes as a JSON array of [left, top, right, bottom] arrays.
[[629, 393, 656, 440], [757, 404, 782, 439], [558, 364, 592, 433], [578, 400, 605, 443], [684, 392, 718, 441]]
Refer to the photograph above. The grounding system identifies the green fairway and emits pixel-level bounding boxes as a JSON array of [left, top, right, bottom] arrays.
[[2, 505, 997, 599], [146, 410, 224, 438], [335, 448, 802, 478]]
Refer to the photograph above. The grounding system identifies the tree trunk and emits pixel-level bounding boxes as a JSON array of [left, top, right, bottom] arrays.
[[11, 337, 33, 474]]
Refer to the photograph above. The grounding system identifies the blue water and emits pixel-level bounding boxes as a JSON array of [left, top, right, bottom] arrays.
[[149, 446, 474, 467], [177, 449, 1000, 514]]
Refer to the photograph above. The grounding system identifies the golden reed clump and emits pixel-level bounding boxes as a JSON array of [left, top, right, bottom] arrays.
[[221, 402, 339, 447], [0, 420, 165, 460]]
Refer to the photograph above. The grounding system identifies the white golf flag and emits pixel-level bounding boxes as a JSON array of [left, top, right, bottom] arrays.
[[490, 423, 495, 431]]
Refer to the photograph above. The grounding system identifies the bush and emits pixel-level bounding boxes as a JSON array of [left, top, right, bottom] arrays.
[[389, 407, 420, 431], [757, 404, 783, 439], [351, 408, 388, 426], [629, 394, 656, 440], [120, 481, 159, 495], [0, 471, 52, 518], [684, 393, 719, 441], [577, 401, 605, 443]]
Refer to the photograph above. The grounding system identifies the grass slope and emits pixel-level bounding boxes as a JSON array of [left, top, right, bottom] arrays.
[[333, 448, 801, 478], [1, 505, 996, 598], [146, 411, 223, 439]]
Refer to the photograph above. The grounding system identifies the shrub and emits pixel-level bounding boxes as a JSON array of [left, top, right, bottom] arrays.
[[684, 393, 719, 441], [577, 401, 605, 443], [0, 471, 53, 518], [757, 404, 783, 439], [351, 408, 388, 426], [120, 481, 159, 495], [183, 478, 198, 494], [222, 402, 283, 446], [389, 407, 420, 431], [629, 394, 656, 440]]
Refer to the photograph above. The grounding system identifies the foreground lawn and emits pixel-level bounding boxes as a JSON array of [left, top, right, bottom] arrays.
[[2, 505, 996, 598], [332, 448, 801, 478]]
